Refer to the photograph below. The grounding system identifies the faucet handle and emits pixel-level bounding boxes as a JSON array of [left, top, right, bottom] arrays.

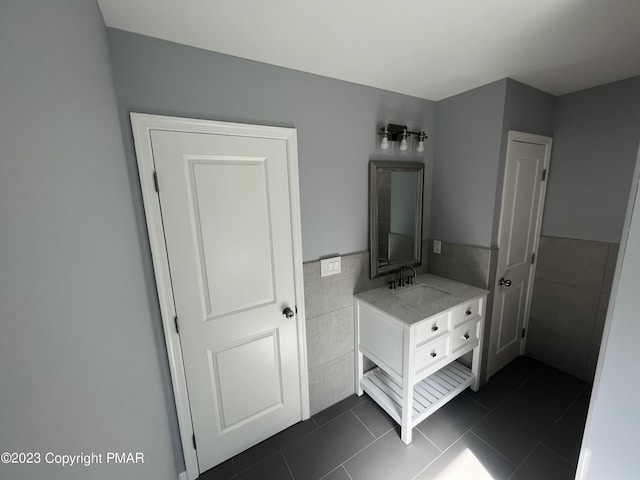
[[407, 275, 414, 285], [389, 280, 396, 290]]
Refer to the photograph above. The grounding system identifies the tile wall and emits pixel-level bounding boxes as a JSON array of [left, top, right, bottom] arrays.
[[526, 236, 618, 381], [303, 236, 617, 415], [303, 246, 428, 414], [427, 241, 497, 381], [303, 240, 496, 414]]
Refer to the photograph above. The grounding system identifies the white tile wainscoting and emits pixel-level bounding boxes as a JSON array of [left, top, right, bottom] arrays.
[[526, 235, 618, 381]]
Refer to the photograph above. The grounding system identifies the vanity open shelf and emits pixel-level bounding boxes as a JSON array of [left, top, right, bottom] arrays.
[[354, 274, 488, 444], [361, 361, 475, 428]]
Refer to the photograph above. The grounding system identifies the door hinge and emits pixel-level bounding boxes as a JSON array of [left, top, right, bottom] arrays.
[[192, 433, 197, 450], [153, 171, 159, 193], [542, 169, 547, 181], [531, 252, 536, 264], [522, 328, 526, 338], [174, 316, 179, 334]]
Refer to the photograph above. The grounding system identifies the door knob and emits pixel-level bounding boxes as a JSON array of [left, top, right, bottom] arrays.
[[499, 277, 512, 287], [282, 307, 295, 319]]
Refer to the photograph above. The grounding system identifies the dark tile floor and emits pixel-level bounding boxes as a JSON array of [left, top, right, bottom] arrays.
[[200, 356, 590, 480]]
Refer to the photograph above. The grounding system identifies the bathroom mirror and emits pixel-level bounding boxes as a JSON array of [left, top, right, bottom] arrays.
[[370, 161, 424, 278]]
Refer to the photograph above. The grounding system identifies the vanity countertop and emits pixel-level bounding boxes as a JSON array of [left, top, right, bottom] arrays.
[[354, 274, 489, 326]]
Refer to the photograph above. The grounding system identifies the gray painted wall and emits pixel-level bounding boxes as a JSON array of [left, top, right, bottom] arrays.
[[106, 28, 435, 263], [577, 147, 640, 479], [431, 79, 507, 248], [495, 79, 556, 243], [502, 79, 556, 138], [0, 2, 179, 479], [542, 76, 640, 243], [431, 78, 555, 249]]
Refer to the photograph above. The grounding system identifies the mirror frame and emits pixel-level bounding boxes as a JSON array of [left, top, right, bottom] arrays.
[[369, 160, 425, 278]]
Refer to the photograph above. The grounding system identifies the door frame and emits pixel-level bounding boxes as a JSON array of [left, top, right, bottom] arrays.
[[488, 130, 552, 377], [130, 113, 310, 480]]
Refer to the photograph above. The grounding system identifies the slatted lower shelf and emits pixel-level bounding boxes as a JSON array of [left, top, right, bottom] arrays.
[[360, 361, 475, 428]]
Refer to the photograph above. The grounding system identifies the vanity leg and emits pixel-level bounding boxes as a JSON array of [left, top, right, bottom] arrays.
[[356, 350, 364, 396], [355, 301, 364, 396], [470, 345, 481, 392], [470, 298, 486, 392], [401, 420, 413, 445], [400, 327, 415, 444]]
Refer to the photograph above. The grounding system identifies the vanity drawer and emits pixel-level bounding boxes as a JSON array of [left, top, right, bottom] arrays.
[[451, 298, 481, 328], [414, 336, 449, 374], [450, 319, 480, 354], [415, 312, 450, 345]]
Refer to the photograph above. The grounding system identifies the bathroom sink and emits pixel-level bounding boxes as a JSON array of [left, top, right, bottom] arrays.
[[395, 284, 451, 306]]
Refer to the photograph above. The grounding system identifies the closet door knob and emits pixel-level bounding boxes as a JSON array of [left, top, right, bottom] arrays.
[[282, 307, 295, 319], [499, 277, 512, 287]]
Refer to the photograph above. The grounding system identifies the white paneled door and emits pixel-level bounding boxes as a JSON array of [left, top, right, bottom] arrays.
[[487, 132, 552, 379], [132, 115, 307, 478]]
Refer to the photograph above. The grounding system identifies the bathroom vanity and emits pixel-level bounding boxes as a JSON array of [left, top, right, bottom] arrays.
[[354, 274, 488, 444]]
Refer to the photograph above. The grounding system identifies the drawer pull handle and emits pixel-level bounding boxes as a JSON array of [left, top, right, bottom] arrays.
[[431, 325, 439, 332], [430, 352, 437, 358], [465, 309, 472, 316], [463, 333, 470, 340]]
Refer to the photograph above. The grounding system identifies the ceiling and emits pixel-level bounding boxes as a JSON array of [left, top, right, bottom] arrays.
[[98, 0, 640, 101]]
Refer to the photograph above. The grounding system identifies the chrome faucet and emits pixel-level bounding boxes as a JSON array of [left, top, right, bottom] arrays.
[[398, 265, 417, 287]]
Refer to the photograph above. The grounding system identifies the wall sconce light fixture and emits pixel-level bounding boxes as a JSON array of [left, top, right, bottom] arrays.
[[378, 124, 428, 153]]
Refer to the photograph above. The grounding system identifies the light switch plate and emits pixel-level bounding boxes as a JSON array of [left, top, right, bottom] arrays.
[[433, 240, 442, 254], [320, 256, 341, 277]]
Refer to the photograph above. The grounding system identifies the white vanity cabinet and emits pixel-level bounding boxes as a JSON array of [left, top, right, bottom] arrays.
[[354, 275, 488, 444]]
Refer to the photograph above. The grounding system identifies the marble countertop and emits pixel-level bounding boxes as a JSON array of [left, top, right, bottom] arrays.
[[354, 273, 489, 325]]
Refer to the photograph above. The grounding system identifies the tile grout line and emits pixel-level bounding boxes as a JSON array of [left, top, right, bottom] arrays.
[[464, 364, 551, 480], [233, 451, 287, 478], [409, 433, 454, 480], [286, 409, 380, 480], [310, 408, 353, 430], [468, 365, 541, 414], [533, 276, 602, 294], [305, 303, 355, 322], [308, 350, 356, 376], [539, 443, 579, 468], [414, 426, 443, 453], [417, 398, 492, 455], [468, 431, 518, 468], [280, 450, 296, 480], [318, 464, 353, 480], [506, 383, 589, 480], [313, 395, 370, 428], [350, 408, 377, 439], [409, 423, 517, 480], [342, 464, 354, 480], [538, 382, 590, 465], [227, 360, 580, 480], [233, 422, 322, 476], [481, 365, 556, 422], [507, 433, 565, 480], [410, 365, 545, 480], [333, 428, 390, 472], [463, 391, 495, 411]]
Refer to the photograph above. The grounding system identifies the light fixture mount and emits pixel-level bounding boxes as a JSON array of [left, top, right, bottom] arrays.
[[378, 124, 428, 152]]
